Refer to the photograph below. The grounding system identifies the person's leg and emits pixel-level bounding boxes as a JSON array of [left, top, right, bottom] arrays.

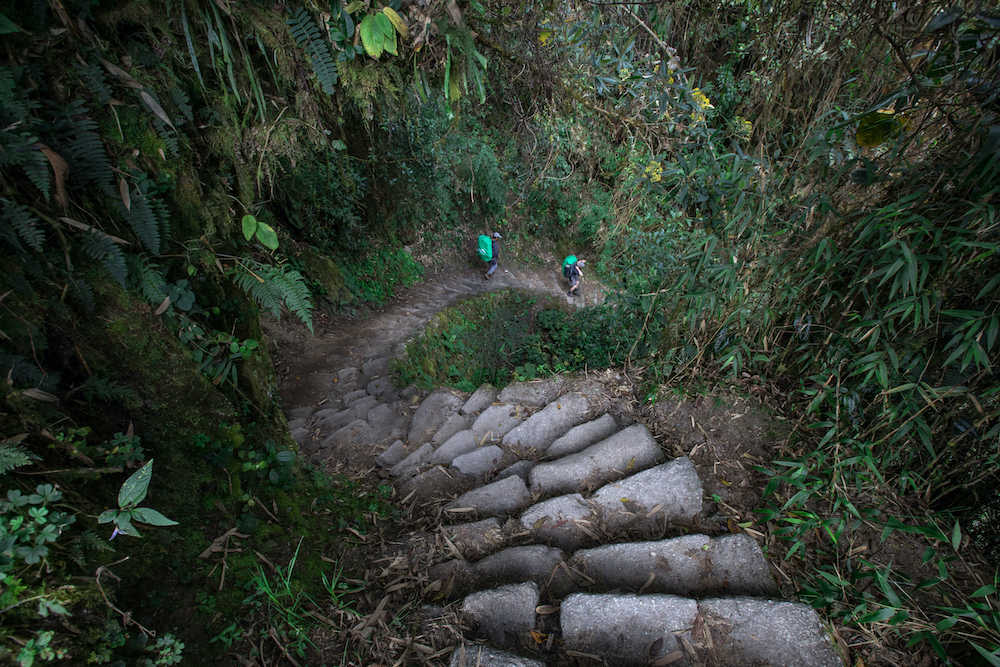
[[485, 258, 497, 278], [568, 276, 579, 295]]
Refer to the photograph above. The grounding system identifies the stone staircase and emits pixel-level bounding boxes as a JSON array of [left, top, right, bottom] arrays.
[[288, 360, 843, 667]]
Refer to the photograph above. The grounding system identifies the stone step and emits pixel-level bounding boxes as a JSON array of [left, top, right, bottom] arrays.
[[461, 582, 538, 647], [445, 475, 532, 518], [470, 403, 528, 444], [546, 413, 618, 458], [432, 545, 573, 597], [408, 388, 465, 445], [432, 413, 475, 447], [448, 644, 544, 667], [568, 534, 777, 597], [496, 377, 566, 407], [528, 423, 664, 496], [460, 384, 497, 416], [430, 429, 478, 464], [502, 392, 591, 457], [561, 593, 842, 667]]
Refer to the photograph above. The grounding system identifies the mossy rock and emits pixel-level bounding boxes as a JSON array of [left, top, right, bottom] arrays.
[[295, 245, 352, 303]]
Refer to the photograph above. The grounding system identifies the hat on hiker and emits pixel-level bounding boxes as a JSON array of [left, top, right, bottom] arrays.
[[577, 259, 586, 267], [492, 232, 502, 239]]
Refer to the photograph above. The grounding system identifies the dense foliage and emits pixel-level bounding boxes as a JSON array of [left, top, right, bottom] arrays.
[[0, 0, 997, 664]]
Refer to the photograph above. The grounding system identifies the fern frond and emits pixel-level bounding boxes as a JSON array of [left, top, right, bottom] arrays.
[[1, 198, 45, 252], [80, 229, 127, 286], [65, 113, 114, 196], [169, 85, 194, 124], [120, 187, 161, 254], [0, 130, 50, 200], [75, 61, 111, 106], [129, 255, 168, 305], [287, 8, 338, 94], [0, 442, 33, 476], [0, 66, 37, 125], [234, 260, 314, 332]]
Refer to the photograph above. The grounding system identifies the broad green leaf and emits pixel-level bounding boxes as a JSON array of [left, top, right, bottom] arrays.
[[331, 139, 347, 151], [951, 520, 961, 549], [359, 15, 383, 59], [343, 0, 364, 13], [118, 459, 153, 509], [131, 507, 179, 527], [255, 222, 279, 250], [382, 7, 407, 38], [375, 12, 394, 38], [97, 509, 117, 524], [383, 22, 398, 56], [241, 214, 257, 241]]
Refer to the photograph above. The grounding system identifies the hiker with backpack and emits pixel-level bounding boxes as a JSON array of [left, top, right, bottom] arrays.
[[563, 255, 586, 296], [477, 232, 502, 280]]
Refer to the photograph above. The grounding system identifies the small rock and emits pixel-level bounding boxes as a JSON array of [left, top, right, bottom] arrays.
[[471, 404, 526, 444], [497, 377, 566, 407], [503, 392, 590, 456], [449, 644, 545, 667], [432, 413, 474, 446], [408, 389, 464, 445], [375, 439, 407, 468], [431, 430, 477, 465], [366, 376, 394, 398], [446, 475, 532, 516], [547, 413, 618, 458], [391, 442, 435, 478]]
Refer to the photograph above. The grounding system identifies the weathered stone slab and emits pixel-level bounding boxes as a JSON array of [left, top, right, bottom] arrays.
[[529, 424, 665, 496], [591, 456, 703, 530], [408, 389, 464, 445], [375, 439, 407, 468], [446, 475, 531, 517], [362, 356, 389, 379], [568, 534, 776, 597], [497, 459, 534, 482], [432, 413, 475, 446], [398, 466, 468, 504], [342, 388, 367, 406], [561, 593, 697, 666], [451, 445, 505, 476], [460, 384, 497, 416], [471, 404, 526, 444], [366, 403, 406, 442], [449, 645, 545, 667], [462, 582, 538, 646], [287, 417, 306, 432], [474, 545, 566, 590], [312, 407, 355, 433], [287, 406, 313, 421], [698, 598, 842, 667], [502, 393, 590, 456], [520, 493, 594, 551], [320, 419, 374, 451], [431, 430, 477, 465], [337, 367, 360, 385], [366, 376, 394, 398], [497, 378, 566, 407], [443, 518, 505, 561], [547, 413, 618, 458], [391, 442, 434, 478], [347, 395, 378, 420]]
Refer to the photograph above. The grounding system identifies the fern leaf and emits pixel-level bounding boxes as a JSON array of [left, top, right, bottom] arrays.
[[80, 229, 127, 286], [67, 276, 96, 313], [0, 442, 33, 476], [75, 61, 111, 106], [234, 260, 314, 332], [129, 255, 168, 305], [0, 130, 50, 200], [65, 114, 114, 196], [120, 187, 161, 254], [1, 198, 45, 251], [287, 8, 338, 94]]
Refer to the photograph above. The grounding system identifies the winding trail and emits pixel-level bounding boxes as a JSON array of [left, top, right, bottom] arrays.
[[269, 262, 609, 412]]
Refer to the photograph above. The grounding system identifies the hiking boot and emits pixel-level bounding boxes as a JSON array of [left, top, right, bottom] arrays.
[[484, 272, 491, 280]]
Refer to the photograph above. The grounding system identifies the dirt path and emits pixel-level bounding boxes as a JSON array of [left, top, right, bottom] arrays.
[[265, 261, 610, 411]]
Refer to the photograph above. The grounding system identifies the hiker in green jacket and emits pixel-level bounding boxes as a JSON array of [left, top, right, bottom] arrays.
[[477, 232, 502, 280], [563, 256, 586, 296]]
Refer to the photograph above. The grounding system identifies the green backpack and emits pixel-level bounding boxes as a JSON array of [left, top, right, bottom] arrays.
[[477, 235, 493, 262], [562, 255, 578, 278]]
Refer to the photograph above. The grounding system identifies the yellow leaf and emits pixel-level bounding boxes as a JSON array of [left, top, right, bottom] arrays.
[[382, 7, 407, 38]]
